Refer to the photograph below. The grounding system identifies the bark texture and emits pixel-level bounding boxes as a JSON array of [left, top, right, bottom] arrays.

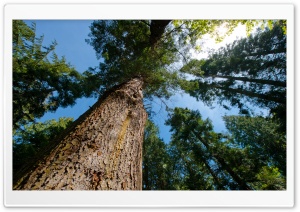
[[14, 77, 147, 190]]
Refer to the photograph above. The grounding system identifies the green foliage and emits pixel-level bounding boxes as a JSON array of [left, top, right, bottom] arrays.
[[142, 120, 173, 190], [223, 115, 286, 176], [179, 22, 286, 122], [13, 117, 74, 174], [179, 59, 205, 77], [13, 19, 288, 191], [253, 166, 286, 190], [85, 20, 264, 101], [172, 20, 224, 51], [166, 108, 230, 190], [172, 20, 262, 46], [13, 20, 84, 129], [164, 107, 286, 190], [86, 20, 180, 99]]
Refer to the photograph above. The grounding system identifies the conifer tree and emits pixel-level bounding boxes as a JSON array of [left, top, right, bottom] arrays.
[[179, 22, 286, 124], [13, 21, 84, 130], [166, 107, 286, 190], [13, 20, 280, 190]]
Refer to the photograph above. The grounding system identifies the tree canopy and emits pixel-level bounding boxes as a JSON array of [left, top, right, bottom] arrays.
[[13, 20, 85, 130], [84, 20, 264, 100], [13, 20, 287, 190], [85, 20, 179, 99], [143, 120, 173, 190], [165, 107, 286, 190], [13, 117, 74, 175], [141, 107, 286, 190], [179, 21, 286, 124]]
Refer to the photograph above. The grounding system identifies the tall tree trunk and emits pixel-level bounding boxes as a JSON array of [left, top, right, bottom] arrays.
[[13, 77, 147, 190], [150, 20, 171, 48], [196, 81, 285, 104], [198, 151, 225, 190], [185, 138, 225, 189], [211, 75, 286, 87], [192, 131, 252, 190], [242, 48, 286, 57], [215, 84, 285, 104]]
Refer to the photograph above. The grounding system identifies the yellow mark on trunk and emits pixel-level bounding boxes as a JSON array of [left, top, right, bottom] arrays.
[[114, 113, 131, 163], [106, 111, 131, 177]]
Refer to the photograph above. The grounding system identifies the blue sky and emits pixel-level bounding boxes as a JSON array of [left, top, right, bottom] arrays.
[[24, 20, 263, 143]]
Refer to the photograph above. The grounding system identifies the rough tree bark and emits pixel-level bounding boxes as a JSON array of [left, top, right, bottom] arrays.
[[13, 77, 147, 190]]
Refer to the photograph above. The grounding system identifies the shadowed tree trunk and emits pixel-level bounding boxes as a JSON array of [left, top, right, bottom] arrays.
[[210, 75, 286, 87], [192, 131, 252, 190], [13, 77, 147, 190], [196, 148, 225, 190], [214, 84, 285, 104], [150, 20, 171, 47], [192, 81, 285, 105]]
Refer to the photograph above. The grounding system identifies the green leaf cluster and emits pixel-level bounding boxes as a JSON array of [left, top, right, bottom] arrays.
[[223, 115, 286, 176], [143, 120, 173, 190], [85, 20, 283, 107], [159, 107, 286, 190], [85, 20, 263, 101], [13, 21, 85, 129], [13, 117, 74, 174], [179, 22, 286, 126], [85, 20, 180, 99]]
